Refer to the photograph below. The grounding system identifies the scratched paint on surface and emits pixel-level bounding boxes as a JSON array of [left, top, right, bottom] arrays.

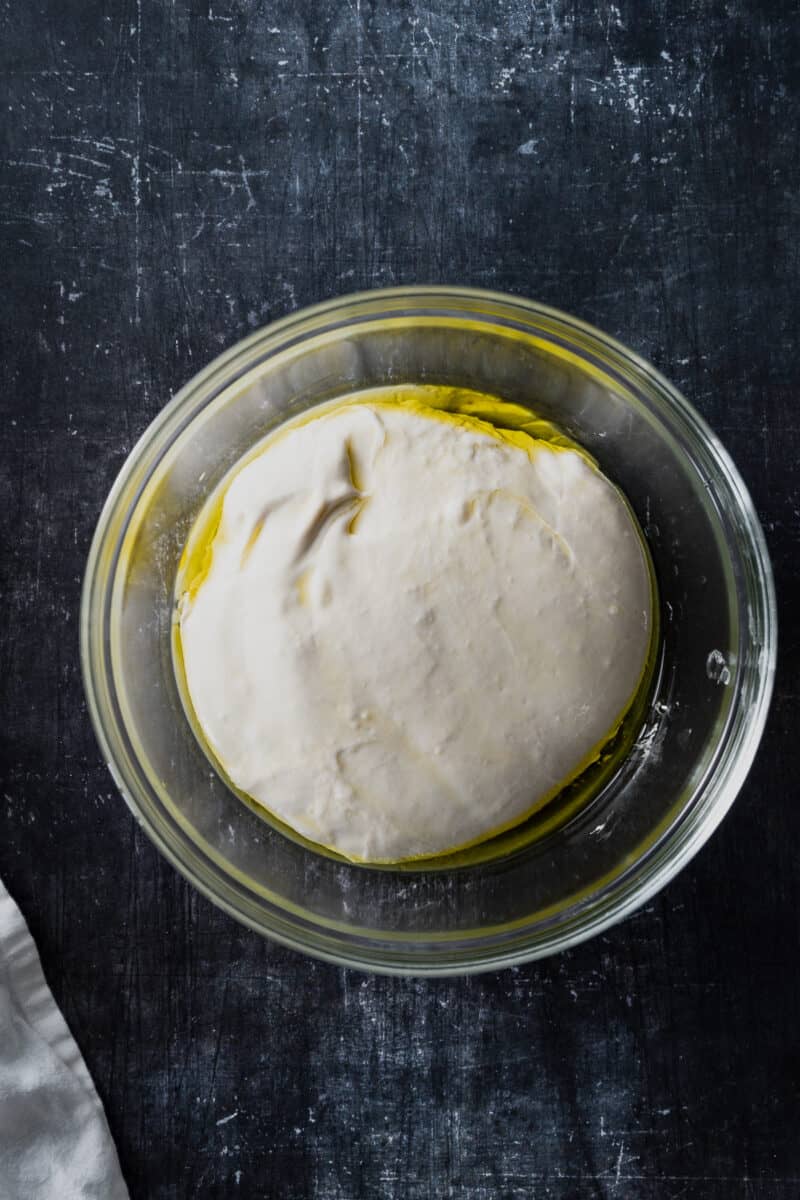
[[1, 1, 799, 1197]]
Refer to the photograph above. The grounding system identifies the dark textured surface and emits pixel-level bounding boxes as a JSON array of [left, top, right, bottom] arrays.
[[2, 0, 799, 1196]]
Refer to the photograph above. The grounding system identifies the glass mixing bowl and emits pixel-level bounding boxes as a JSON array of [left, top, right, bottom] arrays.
[[81, 288, 776, 975]]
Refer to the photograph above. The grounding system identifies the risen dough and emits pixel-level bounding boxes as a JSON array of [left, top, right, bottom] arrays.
[[178, 390, 652, 862]]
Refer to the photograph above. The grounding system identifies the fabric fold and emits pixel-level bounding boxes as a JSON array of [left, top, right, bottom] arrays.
[[0, 880, 129, 1200]]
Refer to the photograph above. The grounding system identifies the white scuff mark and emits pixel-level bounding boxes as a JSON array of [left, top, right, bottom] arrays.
[[409, 15, 419, 81], [587, 58, 654, 125], [131, 155, 141, 321], [612, 56, 647, 124], [216, 1110, 239, 1126], [9, 157, 85, 179], [238, 155, 257, 211], [631, 151, 641, 163], [356, 0, 364, 159], [661, 49, 672, 61], [609, 211, 638, 266], [517, 138, 538, 155], [494, 66, 515, 92], [132, 0, 143, 325], [49, 134, 116, 156], [186, 166, 270, 180], [61, 150, 108, 170]]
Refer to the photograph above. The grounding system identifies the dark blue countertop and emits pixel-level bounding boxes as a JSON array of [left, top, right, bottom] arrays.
[[2, 1, 798, 1196]]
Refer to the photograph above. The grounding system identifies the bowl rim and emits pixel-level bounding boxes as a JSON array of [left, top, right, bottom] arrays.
[[80, 285, 778, 975]]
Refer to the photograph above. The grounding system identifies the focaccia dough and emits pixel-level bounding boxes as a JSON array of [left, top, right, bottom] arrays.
[[178, 389, 652, 862]]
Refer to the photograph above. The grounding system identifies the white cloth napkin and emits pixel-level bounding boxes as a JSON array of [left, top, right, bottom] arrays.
[[0, 880, 129, 1199]]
